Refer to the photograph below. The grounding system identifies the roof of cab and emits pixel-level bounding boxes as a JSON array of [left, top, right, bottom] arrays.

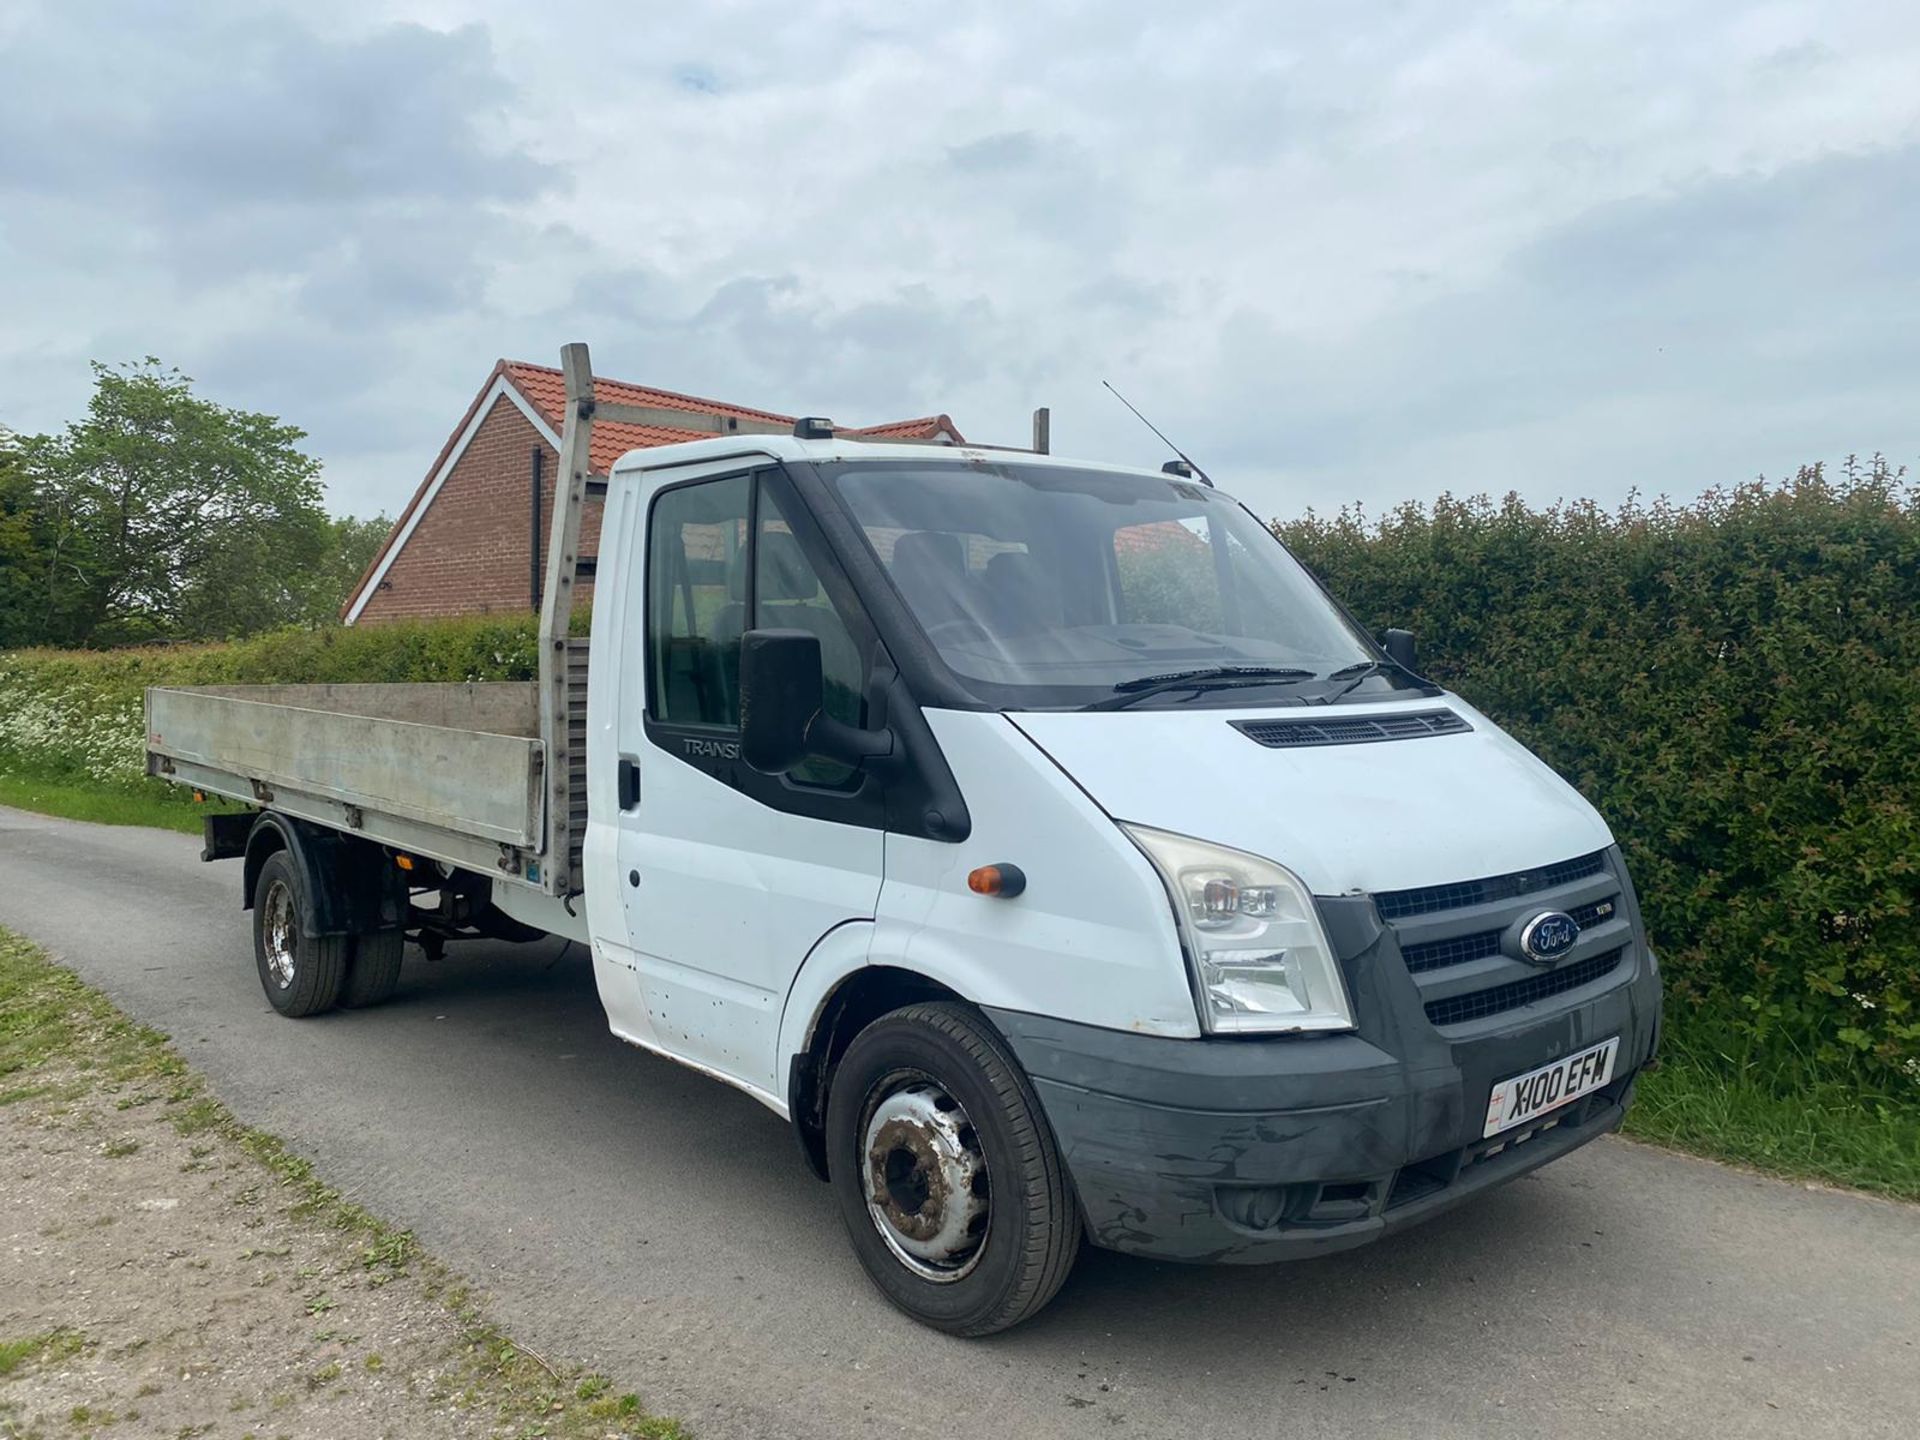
[[608, 433, 1199, 487]]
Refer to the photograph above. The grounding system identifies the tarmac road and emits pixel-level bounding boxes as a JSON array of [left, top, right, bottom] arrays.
[[2, 804, 1915, 1439]]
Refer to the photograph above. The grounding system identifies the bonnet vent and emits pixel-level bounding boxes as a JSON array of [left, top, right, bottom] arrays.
[[1232, 709, 1472, 749]]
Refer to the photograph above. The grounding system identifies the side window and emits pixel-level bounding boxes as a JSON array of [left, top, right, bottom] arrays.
[[1112, 517, 1225, 632], [647, 474, 751, 727], [756, 485, 867, 789]]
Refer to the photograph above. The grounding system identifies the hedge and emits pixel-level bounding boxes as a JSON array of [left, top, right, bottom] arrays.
[[1279, 458, 1919, 1084], [3, 461, 1915, 1086], [0, 617, 539, 815]]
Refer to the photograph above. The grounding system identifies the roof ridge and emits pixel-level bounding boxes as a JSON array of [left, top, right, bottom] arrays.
[[498, 359, 961, 440], [501, 358, 793, 425]]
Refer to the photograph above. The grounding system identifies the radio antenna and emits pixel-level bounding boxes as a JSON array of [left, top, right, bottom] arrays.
[[1102, 380, 1214, 487]]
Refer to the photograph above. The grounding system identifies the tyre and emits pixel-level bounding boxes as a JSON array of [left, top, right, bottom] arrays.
[[340, 928, 405, 1009], [251, 851, 347, 1018], [825, 1001, 1080, 1335]]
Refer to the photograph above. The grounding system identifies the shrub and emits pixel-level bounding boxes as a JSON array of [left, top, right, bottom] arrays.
[[0, 616, 538, 813], [1280, 458, 1920, 1084]]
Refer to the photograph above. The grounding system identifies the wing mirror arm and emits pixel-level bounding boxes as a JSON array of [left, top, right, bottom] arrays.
[[806, 710, 894, 765]]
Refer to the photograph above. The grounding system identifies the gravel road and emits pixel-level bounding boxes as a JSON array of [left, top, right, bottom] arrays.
[[2, 804, 1915, 1439]]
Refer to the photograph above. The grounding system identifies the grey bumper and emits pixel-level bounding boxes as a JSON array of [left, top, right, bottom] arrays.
[[985, 938, 1664, 1265]]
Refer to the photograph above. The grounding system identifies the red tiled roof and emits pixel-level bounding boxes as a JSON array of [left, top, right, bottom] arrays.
[[501, 362, 965, 471], [847, 414, 963, 442], [343, 359, 967, 618], [1113, 519, 1207, 555]]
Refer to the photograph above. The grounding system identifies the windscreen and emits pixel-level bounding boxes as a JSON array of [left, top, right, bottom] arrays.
[[823, 459, 1382, 709]]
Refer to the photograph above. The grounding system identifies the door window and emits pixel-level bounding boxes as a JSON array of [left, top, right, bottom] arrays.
[[756, 485, 866, 788], [646, 471, 871, 789], [647, 473, 750, 727]]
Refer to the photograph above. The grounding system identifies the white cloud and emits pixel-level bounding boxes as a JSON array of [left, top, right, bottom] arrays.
[[1, 0, 1918, 522]]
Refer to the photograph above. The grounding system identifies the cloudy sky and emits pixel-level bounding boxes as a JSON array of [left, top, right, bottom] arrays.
[[2, 0, 1917, 524]]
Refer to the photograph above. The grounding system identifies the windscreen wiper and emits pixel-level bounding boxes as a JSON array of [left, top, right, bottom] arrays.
[[1087, 666, 1316, 711], [1319, 659, 1426, 704]]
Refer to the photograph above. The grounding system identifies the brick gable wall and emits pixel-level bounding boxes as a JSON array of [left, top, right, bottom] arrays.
[[354, 396, 602, 624]]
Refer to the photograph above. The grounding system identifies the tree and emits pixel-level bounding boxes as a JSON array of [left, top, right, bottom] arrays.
[[293, 512, 394, 625], [16, 360, 332, 645], [0, 426, 48, 648]]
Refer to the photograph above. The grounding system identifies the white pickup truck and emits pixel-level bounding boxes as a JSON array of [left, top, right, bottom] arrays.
[[147, 344, 1662, 1334]]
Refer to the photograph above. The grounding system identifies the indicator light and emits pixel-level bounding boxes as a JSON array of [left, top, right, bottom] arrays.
[[967, 863, 1027, 898]]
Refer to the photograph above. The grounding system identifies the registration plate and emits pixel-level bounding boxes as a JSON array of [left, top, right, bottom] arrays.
[[1483, 1036, 1619, 1138]]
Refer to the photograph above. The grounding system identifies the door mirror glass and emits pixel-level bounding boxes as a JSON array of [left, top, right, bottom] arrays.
[[739, 629, 823, 775], [1382, 627, 1418, 672]]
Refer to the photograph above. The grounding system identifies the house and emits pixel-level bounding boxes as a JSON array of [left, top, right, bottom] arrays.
[[343, 360, 965, 624]]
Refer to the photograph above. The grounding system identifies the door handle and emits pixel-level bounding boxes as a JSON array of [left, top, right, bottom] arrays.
[[617, 755, 641, 810]]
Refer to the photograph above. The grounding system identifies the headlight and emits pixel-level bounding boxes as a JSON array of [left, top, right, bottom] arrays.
[[1122, 823, 1354, 1035]]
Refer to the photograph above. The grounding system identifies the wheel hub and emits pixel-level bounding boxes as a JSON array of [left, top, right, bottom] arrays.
[[263, 878, 297, 989], [862, 1079, 989, 1282]]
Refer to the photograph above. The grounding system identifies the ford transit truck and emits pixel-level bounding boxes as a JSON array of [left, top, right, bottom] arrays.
[[146, 344, 1663, 1335]]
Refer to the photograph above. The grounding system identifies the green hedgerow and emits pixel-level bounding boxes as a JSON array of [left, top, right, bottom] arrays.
[[1280, 457, 1920, 1085], [0, 616, 539, 817]]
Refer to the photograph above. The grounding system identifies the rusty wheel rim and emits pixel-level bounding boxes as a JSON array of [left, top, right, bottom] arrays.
[[860, 1070, 990, 1283]]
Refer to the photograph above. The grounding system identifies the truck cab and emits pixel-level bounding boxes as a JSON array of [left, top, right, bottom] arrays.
[[577, 433, 1661, 1331]]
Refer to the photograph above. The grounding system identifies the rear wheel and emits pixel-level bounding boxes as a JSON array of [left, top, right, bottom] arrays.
[[340, 928, 405, 1008], [825, 1002, 1079, 1335], [251, 851, 347, 1018]]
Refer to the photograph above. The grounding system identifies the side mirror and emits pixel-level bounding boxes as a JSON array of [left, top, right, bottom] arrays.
[[1382, 628, 1418, 672], [739, 628, 893, 776]]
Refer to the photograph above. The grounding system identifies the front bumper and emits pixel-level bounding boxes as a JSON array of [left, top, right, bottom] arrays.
[[985, 937, 1664, 1265]]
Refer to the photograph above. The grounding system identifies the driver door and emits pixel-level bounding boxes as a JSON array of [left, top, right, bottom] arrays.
[[615, 462, 884, 1099]]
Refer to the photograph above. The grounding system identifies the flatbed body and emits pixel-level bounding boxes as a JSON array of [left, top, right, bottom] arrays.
[[147, 682, 548, 883]]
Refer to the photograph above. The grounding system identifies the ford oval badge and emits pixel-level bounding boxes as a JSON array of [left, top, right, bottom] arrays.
[[1520, 910, 1581, 964]]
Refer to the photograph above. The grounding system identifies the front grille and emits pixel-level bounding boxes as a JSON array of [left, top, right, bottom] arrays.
[[1423, 948, 1625, 1027], [1568, 898, 1615, 930], [1402, 930, 1503, 974], [1376, 851, 1607, 921], [1401, 895, 1621, 974], [1232, 709, 1471, 749]]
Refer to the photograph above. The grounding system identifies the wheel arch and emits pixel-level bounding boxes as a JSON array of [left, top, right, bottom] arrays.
[[241, 812, 296, 915], [242, 812, 404, 939], [781, 942, 975, 1183]]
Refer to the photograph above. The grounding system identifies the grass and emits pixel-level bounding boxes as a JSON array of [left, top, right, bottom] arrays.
[[1624, 1028, 1920, 1202], [0, 926, 687, 1439], [0, 1330, 85, 1379], [0, 769, 217, 833]]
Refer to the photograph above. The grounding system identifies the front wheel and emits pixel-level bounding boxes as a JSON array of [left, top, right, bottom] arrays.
[[826, 1002, 1080, 1335]]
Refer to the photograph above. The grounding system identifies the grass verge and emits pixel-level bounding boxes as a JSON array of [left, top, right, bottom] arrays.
[[0, 1331, 85, 1379], [0, 769, 224, 834], [1623, 1029, 1920, 1202], [0, 925, 687, 1438]]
